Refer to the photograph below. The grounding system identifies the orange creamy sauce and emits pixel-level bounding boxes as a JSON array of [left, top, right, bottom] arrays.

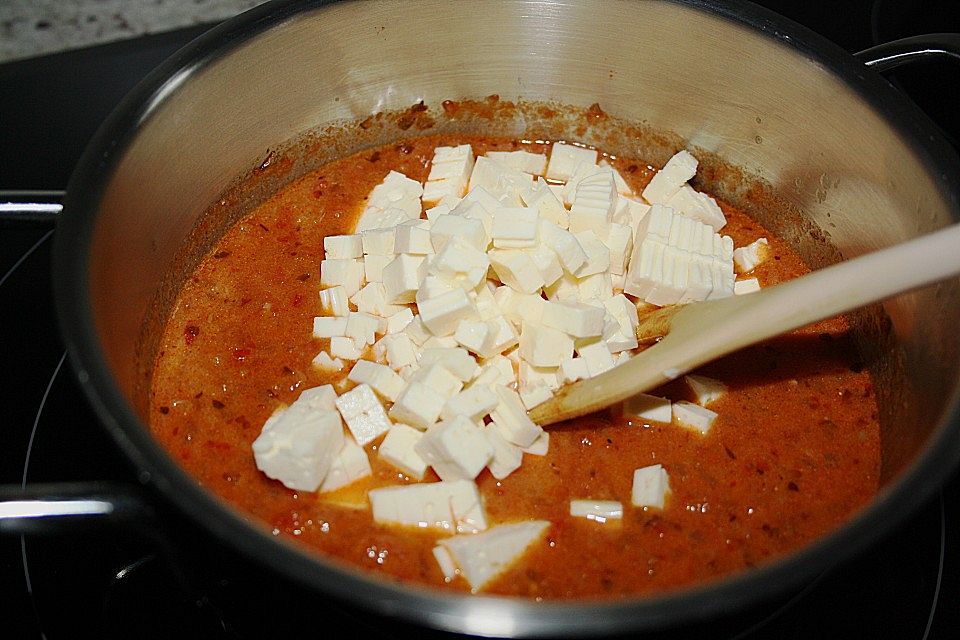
[[149, 135, 880, 599]]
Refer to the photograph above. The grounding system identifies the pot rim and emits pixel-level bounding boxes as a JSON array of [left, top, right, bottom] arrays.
[[52, 0, 960, 636]]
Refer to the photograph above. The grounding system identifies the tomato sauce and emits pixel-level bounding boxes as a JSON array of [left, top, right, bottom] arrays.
[[149, 134, 880, 599]]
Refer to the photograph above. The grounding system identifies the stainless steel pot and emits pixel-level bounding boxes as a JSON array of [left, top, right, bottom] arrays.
[[9, 0, 960, 636]]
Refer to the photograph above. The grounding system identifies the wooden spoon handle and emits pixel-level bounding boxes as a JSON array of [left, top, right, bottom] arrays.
[[530, 223, 960, 426]]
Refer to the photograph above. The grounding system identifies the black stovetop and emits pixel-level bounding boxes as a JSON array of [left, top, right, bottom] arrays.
[[2, 1, 959, 638]]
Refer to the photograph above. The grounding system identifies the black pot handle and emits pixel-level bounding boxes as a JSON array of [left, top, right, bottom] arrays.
[[0, 191, 63, 228], [856, 33, 960, 72], [0, 481, 156, 536]]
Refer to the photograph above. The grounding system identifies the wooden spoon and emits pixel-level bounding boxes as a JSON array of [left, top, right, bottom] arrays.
[[528, 223, 960, 426]]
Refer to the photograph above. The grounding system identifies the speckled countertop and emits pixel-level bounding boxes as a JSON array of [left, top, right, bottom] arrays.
[[0, 0, 268, 63]]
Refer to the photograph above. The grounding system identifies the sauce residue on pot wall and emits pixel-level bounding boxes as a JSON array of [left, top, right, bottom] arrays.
[[148, 133, 879, 599]]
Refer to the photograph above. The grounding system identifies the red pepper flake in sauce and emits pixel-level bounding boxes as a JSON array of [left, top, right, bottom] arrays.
[[183, 325, 200, 345]]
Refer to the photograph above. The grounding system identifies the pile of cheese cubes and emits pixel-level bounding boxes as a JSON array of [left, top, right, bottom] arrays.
[[252, 140, 771, 590]]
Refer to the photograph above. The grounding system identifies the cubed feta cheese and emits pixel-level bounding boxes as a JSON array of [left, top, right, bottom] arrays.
[[672, 400, 718, 435], [572, 230, 611, 277], [488, 249, 545, 294], [430, 214, 488, 253], [418, 288, 480, 336], [482, 425, 524, 480], [394, 222, 435, 255], [251, 395, 344, 492], [382, 254, 426, 304], [576, 340, 615, 377], [414, 415, 494, 481], [442, 384, 499, 422], [324, 234, 363, 259], [334, 383, 392, 446], [490, 386, 543, 447], [319, 435, 372, 493], [329, 335, 363, 361], [419, 347, 481, 382], [424, 144, 475, 205], [491, 207, 539, 249], [684, 374, 727, 406], [519, 323, 574, 367], [433, 545, 458, 581], [347, 360, 405, 403], [357, 170, 423, 232], [385, 308, 414, 334], [642, 150, 698, 205], [569, 499, 624, 523], [428, 237, 490, 290], [541, 300, 606, 338], [389, 381, 445, 430], [379, 333, 418, 370], [569, 170, 618, 236], [734, 277, 762, 295], [378, 423, 429, 480], [319, 258, 364, 297], [557, 357, 589, 385], [313, 316, 348, 339], [623, 393, 672, 423], [344, 311, 379, 346], [319, 285, 350, 317], [312, 350, 345, 373], [369, 479, 488, 533], [733, 237, 770, 273], [486, 150, 548, 175], [546, 142, 598, 181], [667, 184, 727, 231], [522, 431, 550, 456], [631, 464, 670, 509], [437, 520, 550, 591]]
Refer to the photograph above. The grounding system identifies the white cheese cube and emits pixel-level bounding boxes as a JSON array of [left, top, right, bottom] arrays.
[[733, 237, 770, 273], [437, 521, 550, 592], [319, 286, 349, 317], [385, 308, 414, 334], [632, 464, 670, 509], [576, 340, 615, 377], [357, 170, 423, 232], [572, 230, 610, 277], [538, 221, 587, 275], [469, 155, 533, 205], [296, 384, 340, 411], [361, 254, 392, 284], [521, 177, 569, 229], [486, 150, 548, 175], [491, 207, 539, 249], [546, 272, 581, 302], [519, 323, 574, 367], [433, 546, 458, 581], [442, 384, 499, 422], [313, 316, 348, 339], [324, 234, 363, 259], [369, 479, 488, 533], [606, 222, 634, 276], [734, 277, 761, 295], [570, 499, 624, 523], [490, 386, 543, 447], [684, 374, 727, 406], [454, 319, 490, 356], [350, 282, 404, 317], [494, 287, 546, 325], [394, 222, 435, 255], [424, 144, 475, 205], [402, 315, 431, 346], [541, 300, 606, 338], [312, 350, 345, 373], [472, 355, 516, 388], [428, 237, 490, 290], [598, 159, 633, 196], [380, 333, 418, 370], [415, 415, 494, 481], [361, 227, 396, 256], [423, 335, 459, 350], [344, 311, 379, 346], [518, 360, 560, 391], [329, 335, 363, 361], [642, 150, 698, 205], [672, 400, 718, 435], [382, 254, 426, 304], [418, 288, 480, 337], [562, 161, 605, 206], [528, 244, 564, 288], [546, 142, 598, 181], [319, 435, 372, 493], [251, 398, 344, 492], [486, 316, 521, 356], [667, 184, 727, 231], [482, 425, 524, 480], [557, 357, 589, 385], [410, 363, 464, 399], [416, 274, 457, 305], [334, 383, 392, 446], [519, 383, 552, 410], [347, 360, 405, 403], [569, 170, 618, 236], [378, 423, 429, 480], [623, 393, 672, 423], [389, 381, 445, 430], [488, 249, 545, 294], [320, 258, 364, 297], [425, 202, 454, 221], [430, 213, 487, 253], [419, 347, 481, 382], [522, 431, 550, 456], [601, 294, 640, 352]]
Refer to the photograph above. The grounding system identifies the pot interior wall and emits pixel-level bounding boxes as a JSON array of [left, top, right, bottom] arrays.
[[87, 0, 959, 495]]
